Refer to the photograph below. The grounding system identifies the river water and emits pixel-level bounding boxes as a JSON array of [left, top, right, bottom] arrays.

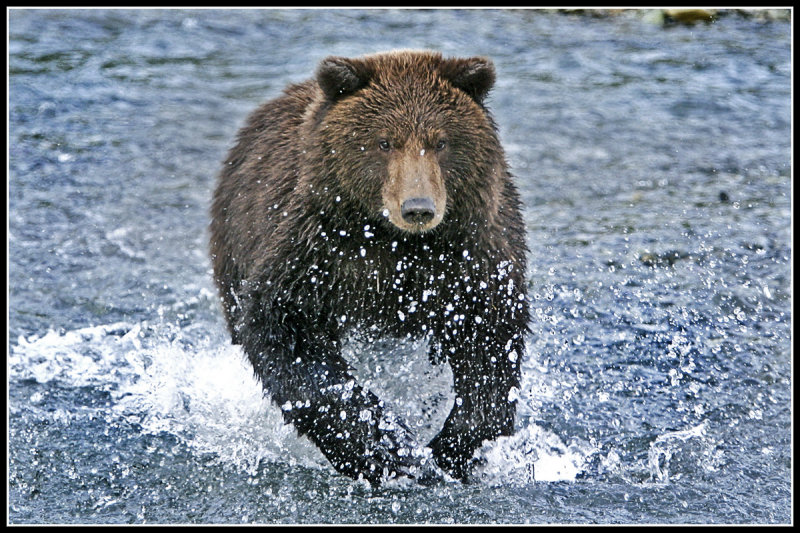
[[8, 8, 792, 524]]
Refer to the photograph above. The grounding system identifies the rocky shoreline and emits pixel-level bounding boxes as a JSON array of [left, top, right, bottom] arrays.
[[551, 8, 791, 25]]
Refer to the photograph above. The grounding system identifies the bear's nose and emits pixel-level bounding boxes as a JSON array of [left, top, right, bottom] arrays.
[[401, 197, 436, 225]]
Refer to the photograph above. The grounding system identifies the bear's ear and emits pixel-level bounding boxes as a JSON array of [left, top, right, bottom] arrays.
[[440, 56, 496, 104], [316, 56, 372, 101]]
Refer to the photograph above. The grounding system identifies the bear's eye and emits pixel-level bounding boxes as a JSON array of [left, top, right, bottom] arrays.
[[435, 139, 447, 152], [378, 139, 391, 152]]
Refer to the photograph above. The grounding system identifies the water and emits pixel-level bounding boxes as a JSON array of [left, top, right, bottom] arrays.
[[8, 9, 792, 524]]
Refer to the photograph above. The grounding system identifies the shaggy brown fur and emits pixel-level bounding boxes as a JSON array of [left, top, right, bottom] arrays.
[[209, 50, 529, 484]]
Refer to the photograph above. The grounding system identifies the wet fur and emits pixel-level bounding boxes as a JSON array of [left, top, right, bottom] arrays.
[[209, 50, 529, 483]]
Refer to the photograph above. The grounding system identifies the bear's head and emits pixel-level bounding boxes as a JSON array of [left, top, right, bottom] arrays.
[[308, 50, 503, 235]]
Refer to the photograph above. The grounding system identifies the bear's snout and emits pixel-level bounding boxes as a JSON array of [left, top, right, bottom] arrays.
[[401, 197, 436, 225], [383, 149, 446, 233]]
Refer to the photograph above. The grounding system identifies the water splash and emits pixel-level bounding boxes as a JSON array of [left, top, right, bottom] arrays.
[[647, 422, 723, 483], [11, 321, 594, 486], [11, 321, 328, 476], [474, 423, 593, 485]]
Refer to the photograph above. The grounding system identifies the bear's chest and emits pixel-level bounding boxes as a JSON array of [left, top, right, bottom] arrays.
[[308, 234, 477, 335]]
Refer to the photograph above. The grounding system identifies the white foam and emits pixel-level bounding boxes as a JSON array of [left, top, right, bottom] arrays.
[[11, 321, 592, 483], [474, 423, 593, 485], [11, 321, 327, 476]]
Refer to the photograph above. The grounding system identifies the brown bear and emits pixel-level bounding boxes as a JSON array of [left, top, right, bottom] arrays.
[[209, 50, 529, 484]]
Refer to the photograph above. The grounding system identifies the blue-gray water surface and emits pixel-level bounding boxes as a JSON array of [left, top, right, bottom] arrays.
[[8, 8, 792, 524]]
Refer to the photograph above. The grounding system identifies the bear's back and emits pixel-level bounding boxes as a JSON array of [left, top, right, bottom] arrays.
[[209, 80, 319, 329]]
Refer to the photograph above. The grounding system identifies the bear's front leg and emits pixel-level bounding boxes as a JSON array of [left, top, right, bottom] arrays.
[[428, 325, 525, 481], [284, 376, 433, 484], [238, 297, 438, 485]]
